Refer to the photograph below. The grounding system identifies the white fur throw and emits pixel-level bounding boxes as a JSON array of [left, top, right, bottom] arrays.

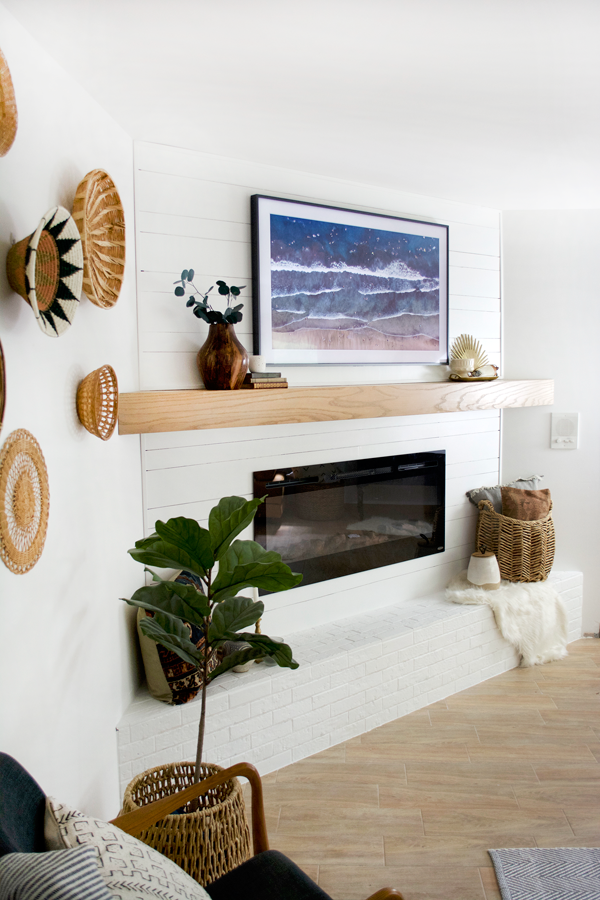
[[446, 571, 568, 666]]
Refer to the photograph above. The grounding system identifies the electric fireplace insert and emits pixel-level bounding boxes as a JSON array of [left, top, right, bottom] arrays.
[[253, 451, 445, 591]]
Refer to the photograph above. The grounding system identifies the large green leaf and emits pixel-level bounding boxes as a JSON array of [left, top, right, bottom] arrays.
[[237, 633, 298, 668], [208, 645, 266, 679], [154, 518, 214, 571], [124, 581, 209, 625], [138, 613, 202, 668], [211, 540, 302, 603], [208, 496, 265, 560], [208, 595, 264, 642], [129, 538, 208, 579]]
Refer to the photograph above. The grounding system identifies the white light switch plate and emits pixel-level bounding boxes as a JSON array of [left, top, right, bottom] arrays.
[[551, 413, 579, 449]]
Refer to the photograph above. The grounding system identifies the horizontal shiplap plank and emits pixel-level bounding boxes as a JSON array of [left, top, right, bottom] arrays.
[[451, 294, 500, 313], [449, 251, 499, 271]]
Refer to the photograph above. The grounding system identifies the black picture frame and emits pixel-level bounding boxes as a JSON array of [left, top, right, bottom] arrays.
[[251, 194, 449, 366]]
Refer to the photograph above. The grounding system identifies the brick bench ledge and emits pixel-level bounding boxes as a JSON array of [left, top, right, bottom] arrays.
[[116, 570, 583, 797]]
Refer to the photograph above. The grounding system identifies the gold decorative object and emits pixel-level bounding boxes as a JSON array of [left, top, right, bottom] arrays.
[[76, 365, 119, 440], [0, 429, 50, 574], [0, 46, 17, 157], [450, 334, 489, 369], [6, 206, 83, 338], [72, 169, 126, 309]]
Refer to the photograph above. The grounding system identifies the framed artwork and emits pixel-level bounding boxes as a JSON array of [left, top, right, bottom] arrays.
[[251, 195, 448, 366]]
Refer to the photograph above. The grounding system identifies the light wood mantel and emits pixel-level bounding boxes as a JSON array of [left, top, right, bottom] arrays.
[[118, 379, 554, 435]]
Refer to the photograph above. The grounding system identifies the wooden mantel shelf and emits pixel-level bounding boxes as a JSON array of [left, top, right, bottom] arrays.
[[118, 379, 553, 436]]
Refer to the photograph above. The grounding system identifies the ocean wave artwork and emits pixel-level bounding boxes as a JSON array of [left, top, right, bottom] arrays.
[[270, 214, 441, 352]]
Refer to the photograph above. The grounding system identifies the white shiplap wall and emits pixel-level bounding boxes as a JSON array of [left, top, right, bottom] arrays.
[[134, 142, 501, 635]]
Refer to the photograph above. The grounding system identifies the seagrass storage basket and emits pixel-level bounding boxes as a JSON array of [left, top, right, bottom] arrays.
[[122, 761, 250, 887], [476, 498, 555, 582]]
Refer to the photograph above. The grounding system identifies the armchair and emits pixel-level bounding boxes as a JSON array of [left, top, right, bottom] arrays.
[[0, 753, 403, 900]]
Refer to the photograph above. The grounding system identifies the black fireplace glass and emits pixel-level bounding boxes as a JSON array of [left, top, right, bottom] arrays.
[[253, 451, 445, 591]]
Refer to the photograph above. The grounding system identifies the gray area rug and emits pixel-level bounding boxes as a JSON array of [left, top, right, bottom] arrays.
[[489, 848, 600, 900]]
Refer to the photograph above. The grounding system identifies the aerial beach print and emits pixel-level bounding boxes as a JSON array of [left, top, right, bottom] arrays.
[[252, 196, 448, 364]]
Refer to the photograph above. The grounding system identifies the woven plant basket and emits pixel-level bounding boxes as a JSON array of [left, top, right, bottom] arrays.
[[476, 498, 555, 583], [76, 365, 118, 440], [122, 761, 250, 887]]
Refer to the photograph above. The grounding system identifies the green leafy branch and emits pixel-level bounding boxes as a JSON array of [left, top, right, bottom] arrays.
[[173, 269, 245, 325]]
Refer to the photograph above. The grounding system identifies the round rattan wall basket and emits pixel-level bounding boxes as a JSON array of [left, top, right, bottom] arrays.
[[0, 45, 18, 157], [72, 169, 126, 309], [76, 365, 118, 440], [6, 206, 83, 338], [0, 429, 50, 575], [122, 762, 250, 887]]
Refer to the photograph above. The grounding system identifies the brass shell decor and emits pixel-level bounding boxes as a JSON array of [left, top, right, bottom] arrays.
[[450, 334, 489, 370], [0, 45, 18, 157], [6, 206, 83, 338], [76, 365, 119, 440], [0, 429, 50, 574], [72, 169, 126, 309]]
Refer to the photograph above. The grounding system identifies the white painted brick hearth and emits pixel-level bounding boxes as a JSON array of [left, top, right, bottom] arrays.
[[116, 571, 583, 797]]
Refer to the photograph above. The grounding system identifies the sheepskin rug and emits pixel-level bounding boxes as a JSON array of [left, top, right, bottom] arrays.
[[446, 570, 568, 667]]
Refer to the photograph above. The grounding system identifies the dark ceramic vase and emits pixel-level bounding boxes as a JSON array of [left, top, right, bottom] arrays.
[[197, 323, 249, 390]]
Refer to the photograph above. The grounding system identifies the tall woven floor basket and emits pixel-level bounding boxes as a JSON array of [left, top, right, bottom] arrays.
[[122, 762, 250, 886], [476, 498, 555, 582]]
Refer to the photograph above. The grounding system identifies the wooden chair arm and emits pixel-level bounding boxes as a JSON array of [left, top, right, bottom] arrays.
[[365, 890, 405, 900], [109, 762, 269, 855]]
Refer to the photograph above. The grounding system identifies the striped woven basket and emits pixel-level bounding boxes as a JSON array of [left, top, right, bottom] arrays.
[[476, 498, 555, 583], [121, 761, 250, 886]]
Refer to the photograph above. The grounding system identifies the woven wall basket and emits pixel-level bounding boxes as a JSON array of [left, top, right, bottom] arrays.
[[0, 46, 17, 157], [0, 429, 50, 574], [476, 498, 555, 583], [6, 207, 83, 337], [72, 169, 126, 309], [76, 365, 118, 440], [122, 762, 251, 887]]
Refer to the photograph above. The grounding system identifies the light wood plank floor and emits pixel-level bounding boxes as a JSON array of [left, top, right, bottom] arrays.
[[254, 638, 600, 900]]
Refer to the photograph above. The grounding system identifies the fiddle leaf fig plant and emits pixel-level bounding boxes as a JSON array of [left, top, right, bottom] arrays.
[[173, 268, 245, 325], [122, 495, 301, 781]]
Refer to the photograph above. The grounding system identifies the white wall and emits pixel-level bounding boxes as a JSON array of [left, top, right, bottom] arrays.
[[502, 210, 600, 633], [0, 6, 143, 818], [135, 142, 503, 634]]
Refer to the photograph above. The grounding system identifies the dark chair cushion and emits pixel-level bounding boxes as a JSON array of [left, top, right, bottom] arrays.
[[0, 753, 46, 857], [206, 850, 333, 900]]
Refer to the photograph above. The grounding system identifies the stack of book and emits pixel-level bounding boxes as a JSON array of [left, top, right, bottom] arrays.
[[241, 371, 288, 389]]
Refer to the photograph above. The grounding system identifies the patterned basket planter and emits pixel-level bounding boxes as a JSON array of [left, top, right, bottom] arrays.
[[121, 761, 250, 887]]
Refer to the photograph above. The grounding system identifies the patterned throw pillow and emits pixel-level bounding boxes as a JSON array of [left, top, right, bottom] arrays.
[[0, 845, 112, 900], [501, 486, 552, 521], [44, 797, 211, 900], [466, 475, 543, 513], [137, 570, 218, 705]]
